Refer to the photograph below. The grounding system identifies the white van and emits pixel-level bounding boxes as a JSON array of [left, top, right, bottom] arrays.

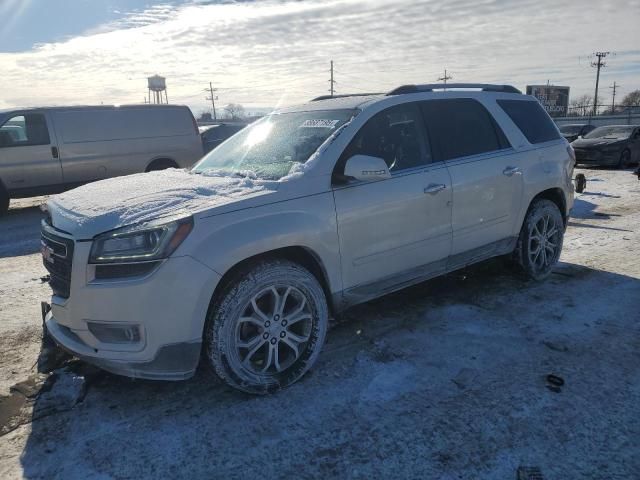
[[0, 105, 204, 214]]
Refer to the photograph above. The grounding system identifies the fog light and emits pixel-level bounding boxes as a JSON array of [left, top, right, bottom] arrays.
[[87, 322, 141, 344]]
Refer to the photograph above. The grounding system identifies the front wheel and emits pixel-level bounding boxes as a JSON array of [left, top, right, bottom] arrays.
[[513, 199, 564, 281], [205, 260, 328, 394]]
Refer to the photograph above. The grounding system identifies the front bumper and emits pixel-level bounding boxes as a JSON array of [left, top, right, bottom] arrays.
[[43, 234, 221, 381]]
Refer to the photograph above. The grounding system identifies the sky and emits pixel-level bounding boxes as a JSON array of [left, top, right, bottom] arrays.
[[0, 0, 639, 115]]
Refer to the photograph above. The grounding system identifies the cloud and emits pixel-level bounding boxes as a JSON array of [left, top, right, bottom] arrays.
[[0, 0, 638, 113]]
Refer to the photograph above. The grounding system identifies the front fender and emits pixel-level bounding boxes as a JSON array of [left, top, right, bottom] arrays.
[[187, 192, 342, 295]]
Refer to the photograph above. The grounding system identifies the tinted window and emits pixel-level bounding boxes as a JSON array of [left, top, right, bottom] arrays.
[[339, 103, 430, 173], [497, 99, 560, 144], [420, 99, 508, 161], [0, 114, 50, 147]]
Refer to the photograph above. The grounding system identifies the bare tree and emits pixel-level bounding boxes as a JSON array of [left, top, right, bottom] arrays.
[[223, 103, 246, 120], [620, 90, 640, 107], [569, 94, 593, 117]]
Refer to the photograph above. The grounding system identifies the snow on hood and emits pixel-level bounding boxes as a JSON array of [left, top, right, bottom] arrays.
[[47, 168, 273, 238]]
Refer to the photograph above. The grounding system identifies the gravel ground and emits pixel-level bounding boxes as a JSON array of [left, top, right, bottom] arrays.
[[0, 169, 639, 479]]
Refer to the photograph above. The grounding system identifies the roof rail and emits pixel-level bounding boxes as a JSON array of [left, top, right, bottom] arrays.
[[387, 83, 522, 95], [310, 93, 383, 102]]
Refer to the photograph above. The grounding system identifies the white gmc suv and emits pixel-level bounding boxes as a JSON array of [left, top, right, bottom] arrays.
[[42, 84, 575, 394]]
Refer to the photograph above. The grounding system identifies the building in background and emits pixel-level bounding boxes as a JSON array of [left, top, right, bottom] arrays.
[[526, 85, 570, 117]]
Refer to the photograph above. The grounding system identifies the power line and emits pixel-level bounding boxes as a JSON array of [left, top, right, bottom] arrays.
[[329, 60, 336, 97], [437, 68, 453, 87], [204, 81, 218, 120], [591, 51, 610, 116], [610, 81, 619, 112]]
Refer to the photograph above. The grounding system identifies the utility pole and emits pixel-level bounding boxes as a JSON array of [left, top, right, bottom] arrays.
[[329, 60, 335, 97], [438, 69, 453, 87], [205, 82, 218, 121], [591, 51, 609, 116], [609, 81, 619, 113]]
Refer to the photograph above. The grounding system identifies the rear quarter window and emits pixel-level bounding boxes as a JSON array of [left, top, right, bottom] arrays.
[[497, 99, 560, 144]]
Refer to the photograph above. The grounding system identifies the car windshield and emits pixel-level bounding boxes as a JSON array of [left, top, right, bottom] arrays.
[[559, 125, 582, 135], [584, 126, 633, 140], [192, 109, 355, 180]]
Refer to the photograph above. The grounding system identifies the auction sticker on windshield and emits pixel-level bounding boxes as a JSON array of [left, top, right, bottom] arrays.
[[299, 119, 340, 128]]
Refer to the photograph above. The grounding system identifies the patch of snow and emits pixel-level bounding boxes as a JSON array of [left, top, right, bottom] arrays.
[[47, 168, 273, 237]]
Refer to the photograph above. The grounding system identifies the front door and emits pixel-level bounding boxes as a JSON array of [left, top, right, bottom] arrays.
[[0, 112, 63, 193], [332, 102, 453, 295]]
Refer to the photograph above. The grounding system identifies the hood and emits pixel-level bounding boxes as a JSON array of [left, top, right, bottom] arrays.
[[572, 137, 624, 148], [47, 168, 276, 238]]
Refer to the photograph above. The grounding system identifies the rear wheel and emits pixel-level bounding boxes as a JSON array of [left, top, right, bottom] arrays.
[[205, 260, 329, 394], [514, 199, 564, 281], [618, 150, 631, 169]]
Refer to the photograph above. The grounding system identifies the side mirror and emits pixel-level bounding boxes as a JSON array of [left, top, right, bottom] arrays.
[[343, 154, 391, 182]]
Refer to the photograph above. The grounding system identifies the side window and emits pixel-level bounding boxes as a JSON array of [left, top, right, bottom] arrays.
[[497, 99, 560, 144], [420, 98, 509, 162], [338, 103, 430, 175], [0, 114, 50, 148]]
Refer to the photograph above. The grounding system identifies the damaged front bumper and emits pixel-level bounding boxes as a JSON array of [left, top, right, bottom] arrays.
[[44, 307, 201, 380]]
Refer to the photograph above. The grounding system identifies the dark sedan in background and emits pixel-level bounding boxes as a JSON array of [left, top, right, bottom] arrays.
[[559, 123, 596, 143], [200, 123, 246, 153], [572, 125, 640, 168]]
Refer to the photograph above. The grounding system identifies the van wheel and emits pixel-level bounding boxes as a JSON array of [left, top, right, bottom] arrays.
[[205, 260, 328, 394], [513, 199, 564, 281], [146, 159, 178, 172], [0, 187, 9, 216]]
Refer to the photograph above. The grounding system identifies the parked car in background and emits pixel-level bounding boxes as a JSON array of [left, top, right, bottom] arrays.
[[200, 123, 247, 153], [0, 105, 203, 215], [559, 123, 596, 143], [572, 125, 640, 168], [41, 83, 575, 394]]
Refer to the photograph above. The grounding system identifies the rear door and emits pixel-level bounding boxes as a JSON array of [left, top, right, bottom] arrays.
[[0, 112, 63, 192], [420, 98, 523, 264], [333, 102, 452, 294]]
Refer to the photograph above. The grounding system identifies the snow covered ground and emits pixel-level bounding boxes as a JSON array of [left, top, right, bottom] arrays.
[[0, 168, 639, 479]]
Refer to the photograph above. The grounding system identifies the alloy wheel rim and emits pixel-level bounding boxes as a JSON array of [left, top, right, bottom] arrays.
[[235, 285, 313, 375], [528, 214, 560, 271]]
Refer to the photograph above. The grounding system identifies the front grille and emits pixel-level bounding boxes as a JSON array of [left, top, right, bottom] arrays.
[[41, 226, 74, 298]]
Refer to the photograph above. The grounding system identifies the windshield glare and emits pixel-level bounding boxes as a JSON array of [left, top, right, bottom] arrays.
[[192, 109, 355, 180], [584, 126, 633, 140]]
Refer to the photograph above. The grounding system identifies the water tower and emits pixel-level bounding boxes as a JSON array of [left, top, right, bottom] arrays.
[[147, 75, 168, 104]]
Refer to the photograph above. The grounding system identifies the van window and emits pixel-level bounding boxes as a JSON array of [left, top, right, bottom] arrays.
[[497, 99, 560, 144], [420, 99, 508, 161], [56, 107, 194, 144], [0, 114, 50, 147], [338, 103, 430, 174]]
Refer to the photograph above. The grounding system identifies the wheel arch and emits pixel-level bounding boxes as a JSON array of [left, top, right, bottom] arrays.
[[145, 157, 179, 172], [209, 245, 337, 317], [529, 187, 567, 226]]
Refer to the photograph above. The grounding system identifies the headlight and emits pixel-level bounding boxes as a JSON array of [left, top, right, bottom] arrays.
[[89, 216, 193, 264]]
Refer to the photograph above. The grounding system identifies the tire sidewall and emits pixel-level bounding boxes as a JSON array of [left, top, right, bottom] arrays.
[[206, 261, 328, 394], [619, 150, 630, 169], [516, 199, 564, 281], [0, 184, 9, 216]]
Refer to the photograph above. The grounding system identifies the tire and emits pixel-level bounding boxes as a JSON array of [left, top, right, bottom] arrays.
[[145, 159, 178, 172], [0, 185, 9, 216], [575, 173, 587, 194], [513, 199, 564, 281], [618, 150, 631, 170], [205, 259, 329, 394]]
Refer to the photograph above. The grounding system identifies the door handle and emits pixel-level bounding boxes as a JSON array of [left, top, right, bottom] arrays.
[[503, 166, 521, 177], [51, 146, 59, 159], [424, 183, 447, 195]]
